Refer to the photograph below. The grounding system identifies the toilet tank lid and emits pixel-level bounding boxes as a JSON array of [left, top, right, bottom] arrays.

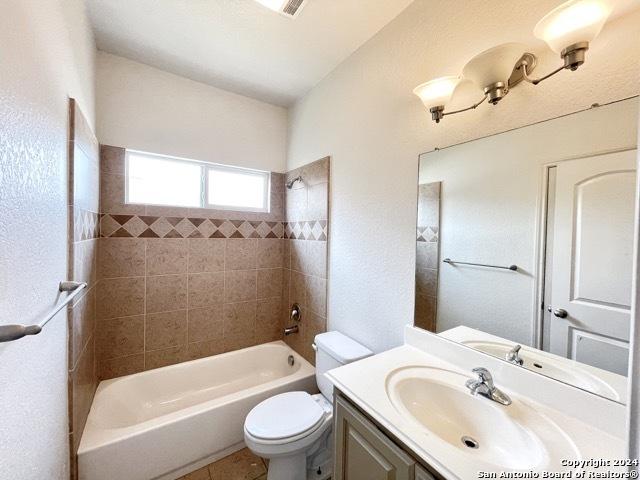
[[314, 331, 373, 364]]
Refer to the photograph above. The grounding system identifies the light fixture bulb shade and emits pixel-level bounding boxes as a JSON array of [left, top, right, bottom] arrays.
[[534, 0, 613, 54], [462, 43, 526, 90], [413, 76, 461, 108]]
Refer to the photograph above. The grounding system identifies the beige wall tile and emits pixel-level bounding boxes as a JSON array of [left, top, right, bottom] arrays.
[[223, 333, 256, 352], [145, 345, 187, 370], [69, 287, 96, 370], [100, 145, 125, 175], [146, 274, 188, 313], [187, 339, 225, 362], [70, 335, 96, 453], [256, 298, 282, 344], [146, 239, 187, 275], [301, 157, 329, 186], [97, 277, 145, 319], [289, 240, 307, 273], [306, 183, 328, 221], [188, 238, 225, 273], [282, 240, 291, 269], [145, 204, 190, 217], [98, 238, 145, 279], [188, 306, 224, 343], [415, 268, 438, 298], [271, 173, 285, 193], [223, 301, 256, 338], [305, 241, 327, 278], [73, 238, 98, 287], [416, 242, 438, 270], [281, 269, 291, 320], [209, 448, 266, 480], [256, 239, 283, 269], [145, 310, 188, 351], [97, 315, 144, 360], [98, 354, 145, 380], [224, 270, 257, 303], [285, 187, 306, 222], [257, 268, 283, 300], [225, 239, 257, 270], [304, 312, 327, 365], [188, 272, 224, 308], [305, 275, 327, 317], [100, 173, 145, 215], [289, 271, 307, 311], [267, 190, 284, 222]]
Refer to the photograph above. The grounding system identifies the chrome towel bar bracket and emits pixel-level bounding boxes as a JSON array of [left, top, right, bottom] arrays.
[[0, 281, 87, 343], [443, 258, 518, 272]]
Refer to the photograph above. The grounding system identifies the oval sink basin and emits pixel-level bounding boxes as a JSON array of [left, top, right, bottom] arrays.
[[386, 367, 579, 471], [464, 340, 623, 401]]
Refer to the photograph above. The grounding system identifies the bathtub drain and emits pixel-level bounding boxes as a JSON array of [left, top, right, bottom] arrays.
[[288, 355, 295, 366]]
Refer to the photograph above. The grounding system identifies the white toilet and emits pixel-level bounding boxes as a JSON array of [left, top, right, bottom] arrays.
[[244, 331, 373, 480]]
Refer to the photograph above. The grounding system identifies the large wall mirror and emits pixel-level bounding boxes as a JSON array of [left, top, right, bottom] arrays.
[[414, 97, 638, 404]]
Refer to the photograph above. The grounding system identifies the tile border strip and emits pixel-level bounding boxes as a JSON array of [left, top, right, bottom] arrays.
[[100, 214, 284, 239]]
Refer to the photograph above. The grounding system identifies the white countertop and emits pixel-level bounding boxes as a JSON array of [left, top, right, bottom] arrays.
[[326, 327, 627, 480]]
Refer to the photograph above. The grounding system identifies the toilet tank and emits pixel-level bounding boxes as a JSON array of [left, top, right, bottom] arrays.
[[314, 331, 373, 401]]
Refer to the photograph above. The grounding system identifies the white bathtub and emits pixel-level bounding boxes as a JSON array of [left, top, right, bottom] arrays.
[[78, 341, 316, 480]]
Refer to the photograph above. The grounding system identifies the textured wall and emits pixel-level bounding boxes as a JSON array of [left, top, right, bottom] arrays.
[[96, 52, 288, 173], [287, 0, 640, 353], [0, 1, 95, 479], [282, 158, 330, 364], [67, 100, 100, 480], [96, 146, 286, 379]]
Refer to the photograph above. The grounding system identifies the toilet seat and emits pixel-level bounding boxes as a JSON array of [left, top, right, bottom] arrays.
[[245, 392, 325, 442]]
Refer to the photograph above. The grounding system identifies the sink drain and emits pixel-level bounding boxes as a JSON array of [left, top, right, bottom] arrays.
[[461, 436, 479, 449]]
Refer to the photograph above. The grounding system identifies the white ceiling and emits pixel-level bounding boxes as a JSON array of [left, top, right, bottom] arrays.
[[86, 0, 414, 106]]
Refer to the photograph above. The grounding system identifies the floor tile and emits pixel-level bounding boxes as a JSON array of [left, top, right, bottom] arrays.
[[209, 448, 267, 480], [179, 465, 211, 480]]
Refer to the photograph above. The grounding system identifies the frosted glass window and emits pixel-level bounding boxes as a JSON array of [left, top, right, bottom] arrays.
[[207, 168, 269, 211], [125, 150, 269, 212], [126, 153, 202, 207]]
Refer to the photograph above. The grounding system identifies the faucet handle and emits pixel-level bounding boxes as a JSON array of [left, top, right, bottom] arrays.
[[471, 367, 494, 388]]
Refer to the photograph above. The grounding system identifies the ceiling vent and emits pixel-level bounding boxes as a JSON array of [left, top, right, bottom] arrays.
[[281, 0, 306, 17], [255, 0, 308, 18]]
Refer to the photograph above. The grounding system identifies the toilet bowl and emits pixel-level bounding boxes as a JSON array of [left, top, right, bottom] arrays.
[[244, 331, 372, 480]]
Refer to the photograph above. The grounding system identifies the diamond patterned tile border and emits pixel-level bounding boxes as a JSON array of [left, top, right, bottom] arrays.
[[416, 225, 439, 243], [284, 221, 328, 241], [100, 214, 285, 239], [74, 208, 99, 241]]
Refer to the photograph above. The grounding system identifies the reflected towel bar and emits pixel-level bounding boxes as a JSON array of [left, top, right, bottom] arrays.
[[0, 281, 87, 343], [443, 258, 518, 272]]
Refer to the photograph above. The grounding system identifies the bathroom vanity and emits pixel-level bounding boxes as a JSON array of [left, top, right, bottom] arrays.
[[327, 326, 627, 480], [334, 391, 437, 480]]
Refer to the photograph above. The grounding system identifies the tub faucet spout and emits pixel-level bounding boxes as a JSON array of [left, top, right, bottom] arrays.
[[284, 325, 299, 335]]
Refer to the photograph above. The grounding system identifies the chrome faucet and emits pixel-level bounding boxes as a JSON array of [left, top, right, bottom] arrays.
[[506, 344, 524, 366], [465, 367, 512, 406]]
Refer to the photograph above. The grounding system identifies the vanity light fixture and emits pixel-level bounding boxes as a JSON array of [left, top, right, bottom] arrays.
[[415, 0, 614, 123]]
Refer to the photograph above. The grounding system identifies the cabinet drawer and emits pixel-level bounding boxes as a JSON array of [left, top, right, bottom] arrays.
[[334, 394, 415, 480]]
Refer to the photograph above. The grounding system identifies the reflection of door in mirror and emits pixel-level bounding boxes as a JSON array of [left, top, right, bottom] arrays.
[[415, 182, 441, 332], [414, 97, 639, 403], [545, 150, 636, 376]]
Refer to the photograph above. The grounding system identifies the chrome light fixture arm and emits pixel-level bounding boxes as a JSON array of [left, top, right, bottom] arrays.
[[517, 41, 589, 86], [429, 94, 488, 123]]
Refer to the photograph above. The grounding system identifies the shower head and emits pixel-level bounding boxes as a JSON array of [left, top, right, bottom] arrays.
[[286, 176, 303, 189]]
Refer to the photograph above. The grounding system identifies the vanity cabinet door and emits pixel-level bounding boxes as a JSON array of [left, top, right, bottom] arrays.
[[416, 465, 436, 480], [334, 394, 415, 480]]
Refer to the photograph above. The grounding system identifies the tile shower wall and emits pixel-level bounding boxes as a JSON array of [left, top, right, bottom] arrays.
[[282, 157, 330, 364], [96, 146, 286, 379], [415, 182, 441, 332], [67, 99, 100, 480]]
